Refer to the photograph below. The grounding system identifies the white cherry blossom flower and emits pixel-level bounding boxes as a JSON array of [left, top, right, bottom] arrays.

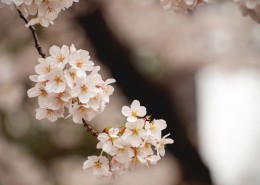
[[2, 0, 79, 27], [88, 95, 103, 111], [145, 119, 167, 139], [122, 119, 147, 147], [27, 83, 52, 108], [45, 68, 67, 93], [79, 100, 174, 177], [101, 78, 116, 103], [49, 45, 70, 68], [36, 107, 64, 122], [69, 50, 94, 71], [83, 156, 110, 177], [64, 67, 86, 88], [154, 134, 174, 157], [122, 100, 147, 122], [71, 77, 96, 104], [68, 104, 97, 123], [97, 128, 119, 154], [34, 57, 54, 81], [28, 44, 115, 123]]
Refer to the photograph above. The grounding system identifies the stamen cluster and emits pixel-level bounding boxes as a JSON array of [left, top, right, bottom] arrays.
[[83, 100, 174, 178], [0, 0, 79, 27], [27, 44, 115, 123]]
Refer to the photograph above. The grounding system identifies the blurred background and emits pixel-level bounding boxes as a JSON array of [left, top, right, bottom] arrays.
[[1, 0, 260, 185]]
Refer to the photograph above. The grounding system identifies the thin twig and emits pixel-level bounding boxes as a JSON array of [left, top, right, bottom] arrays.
[[82, 119, 99, 137], [16, 8, 46, 58]]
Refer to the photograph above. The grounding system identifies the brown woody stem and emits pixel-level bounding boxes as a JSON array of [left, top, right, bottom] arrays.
[[82, 119, 99, 137], [16, 8, 46, 58]]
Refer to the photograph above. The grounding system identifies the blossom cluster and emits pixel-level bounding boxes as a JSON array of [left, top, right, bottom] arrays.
[[0, 0, 79, 27], [234, 0, 260, 23], [83, 100, 174, 178], [160, 0, 208, 13], [27, 44, 115, 124]]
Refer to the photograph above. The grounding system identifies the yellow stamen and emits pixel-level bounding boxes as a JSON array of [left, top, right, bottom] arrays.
[[76, 60, 83, 68], [95, 161, 102, 169], [81, 85, 88, 93], [132, 111, 137, 117], [57, 55, 65, 62], [43, 66, 51, 73], [54, 76, 63, 84], [132, 128, 139, 136], [69, 72, 76, 79]]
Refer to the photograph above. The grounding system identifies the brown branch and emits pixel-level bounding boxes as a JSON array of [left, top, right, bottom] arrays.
[[82, 119, 99, 137], [16, 8, 46, 58]]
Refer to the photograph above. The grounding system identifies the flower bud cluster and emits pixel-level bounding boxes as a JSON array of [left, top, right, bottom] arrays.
[[27, 44, 115, 123], [160, 0, 208, 13], [83, 100, 174, 178], [234, 0, 260, 23], [0, 0, 79, 27]]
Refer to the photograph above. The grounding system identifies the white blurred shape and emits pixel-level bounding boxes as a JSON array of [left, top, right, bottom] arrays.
[[196, 65, 260, 185]]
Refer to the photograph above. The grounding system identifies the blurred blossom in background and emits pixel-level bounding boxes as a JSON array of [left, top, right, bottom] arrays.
[[0, 0, 260, 185]]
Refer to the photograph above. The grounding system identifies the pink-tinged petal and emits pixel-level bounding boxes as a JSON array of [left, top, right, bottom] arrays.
[[97, 133, 109, 142], [61, 45, 69, 56], [164, 138, 174, 144], [159, 148, 166, 157], [47, 112, 58, 122], [99, 156, 109, 164], [35, 108, 46, 120], [125, 122, 137, 129], [154, 119, 167, 130], [49, 45, 60, 57], [136, 119, 145, 129], [131, 100, 140, 109], [27, 87, 41, 97], [72, 111, 83, 124], [122, 129, 132, 139], [38, 95, 50, 108], [138, 106, 147, 117], [122, 106, 131, 117], [71, 86, 81, 97], [105, 78, 116, 84], [96, 142, 103, 149], [83, 160, 95, 169], [130, 135, 142, 147], [127, 116, 137, 122], [102, 142, 113, 153], [29, 75, 39, 82], [109, 128, 119, 137]]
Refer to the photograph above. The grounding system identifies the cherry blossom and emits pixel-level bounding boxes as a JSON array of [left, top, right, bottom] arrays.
[[121, 100, 147, 122], [84, 100, 174, 178], [1, 0, 79, 27], [83, 156, 110, 177], [27, 44, 115, 123]]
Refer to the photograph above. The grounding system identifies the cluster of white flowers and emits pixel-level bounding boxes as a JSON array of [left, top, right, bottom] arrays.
[[27, 44, 115, 123], [0, 0, 79, 27], [234, 0, 260, 23], [83, 100, 174, 178], [160, 0, 208, 13]]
